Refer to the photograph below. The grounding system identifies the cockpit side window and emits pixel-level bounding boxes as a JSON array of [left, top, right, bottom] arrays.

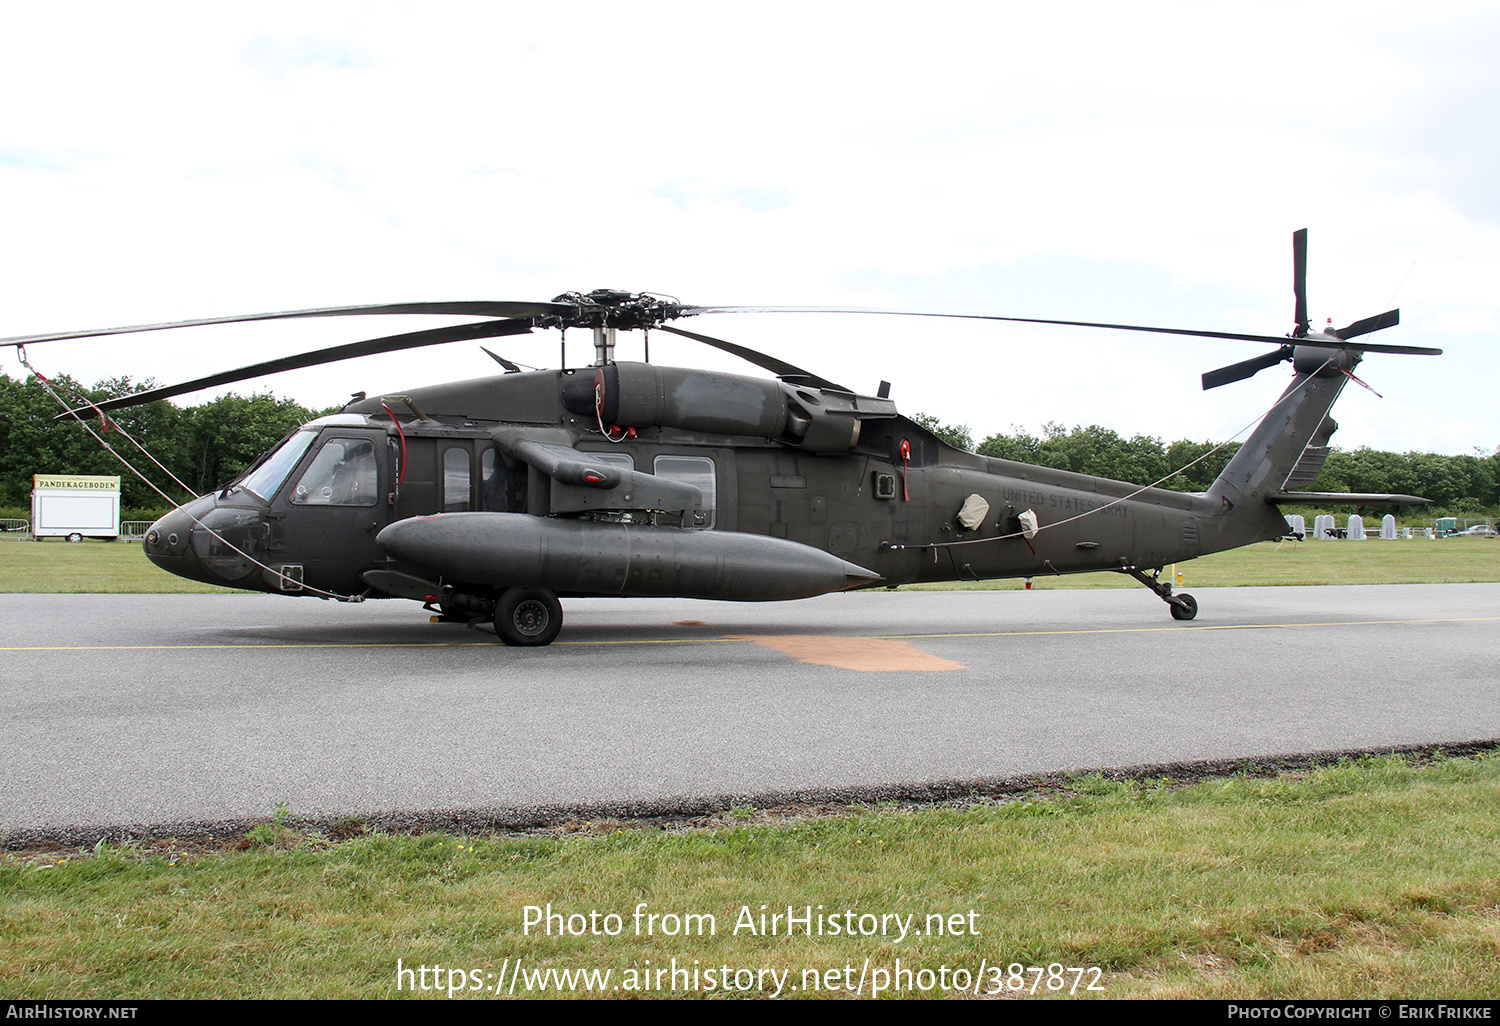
[[291, 437, 379, 507], [240, 429, 318, 502]]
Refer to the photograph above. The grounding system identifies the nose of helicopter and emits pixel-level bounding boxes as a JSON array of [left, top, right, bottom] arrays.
[[142, 495, 269, 588], [142, 497, 218, 585]]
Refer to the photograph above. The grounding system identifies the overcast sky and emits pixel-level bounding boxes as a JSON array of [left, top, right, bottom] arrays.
[[2, 2, 1496, 457]]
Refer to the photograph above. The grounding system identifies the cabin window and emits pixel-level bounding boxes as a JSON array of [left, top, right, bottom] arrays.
[[480, 448, 507, 511], [291, 437, 378, 506], [443, 447, 471, 512], [653, 455, 716, 528]]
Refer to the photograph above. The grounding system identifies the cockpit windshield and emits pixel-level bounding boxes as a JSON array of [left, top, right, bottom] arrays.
[[238, 428, 318, 501]]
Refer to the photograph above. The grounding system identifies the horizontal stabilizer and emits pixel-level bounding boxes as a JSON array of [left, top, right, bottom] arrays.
[[1266, 491, 1431, 505]]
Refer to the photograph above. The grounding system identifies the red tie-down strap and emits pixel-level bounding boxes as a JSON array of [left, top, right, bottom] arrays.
[[18, 345, 113, 432], [381, 403, 408, 487], [900, 439, 911, 501]]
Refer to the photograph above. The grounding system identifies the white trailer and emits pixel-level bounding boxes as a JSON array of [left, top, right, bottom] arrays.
[[31, 475, 121, 541]]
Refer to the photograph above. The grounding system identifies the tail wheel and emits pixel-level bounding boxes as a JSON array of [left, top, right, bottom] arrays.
[[1169, 594, 1198, 621], [494, 587, 563, 646]]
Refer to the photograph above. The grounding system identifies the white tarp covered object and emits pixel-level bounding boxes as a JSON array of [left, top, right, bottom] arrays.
[[957, 493, 990, 530]]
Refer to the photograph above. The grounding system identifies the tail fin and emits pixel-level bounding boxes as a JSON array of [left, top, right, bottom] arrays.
[[1204, 352, 1429, 550], [1208, 353, 1353, 515]]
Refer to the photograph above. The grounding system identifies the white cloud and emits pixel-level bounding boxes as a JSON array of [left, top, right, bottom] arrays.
[[1, 1, 1495, 455]]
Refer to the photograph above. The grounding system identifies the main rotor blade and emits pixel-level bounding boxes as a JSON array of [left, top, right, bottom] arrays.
[[4, 301, 570, 347], [1336, 309, 1399, 339], [682, 304, 1298, 343], [1202, 346, 1294, 390], [655, 324, 849, 392], [1293, 228, 1309, 338], [680, 304, 1435, 352], [59, 317, 536, 416]]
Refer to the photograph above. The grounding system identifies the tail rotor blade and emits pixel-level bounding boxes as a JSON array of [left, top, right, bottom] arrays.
[[1337, 309, 1399, 340], [1202, 346, 1293, 390]]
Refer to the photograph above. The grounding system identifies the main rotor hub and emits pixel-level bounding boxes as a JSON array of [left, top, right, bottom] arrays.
[[543, 290, 684, 332]]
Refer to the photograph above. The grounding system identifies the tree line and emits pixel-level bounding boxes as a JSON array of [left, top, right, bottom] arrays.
[[911, 414, 1499, 516], [0, 373, 329, 510], [0, 373, 1493, 517]]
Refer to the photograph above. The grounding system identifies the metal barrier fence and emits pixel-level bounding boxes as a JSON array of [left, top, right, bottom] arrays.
[[3, 521, 156, 538]]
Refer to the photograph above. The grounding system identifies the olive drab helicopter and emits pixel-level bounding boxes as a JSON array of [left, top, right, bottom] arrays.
[[4, 230, 1440, 645]]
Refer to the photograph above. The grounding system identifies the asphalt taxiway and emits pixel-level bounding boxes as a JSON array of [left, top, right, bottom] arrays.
[[2, 584, 1497, 836]]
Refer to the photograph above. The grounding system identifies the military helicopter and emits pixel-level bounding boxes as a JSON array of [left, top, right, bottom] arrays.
[[4, 230, 1439, 645]]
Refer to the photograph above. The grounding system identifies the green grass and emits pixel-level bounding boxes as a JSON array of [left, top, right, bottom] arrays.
[[3, 533, 1497, 595], [2, 755, 1498, 999], [905, 537, 1500, 591], [0, 534, 233, 594]]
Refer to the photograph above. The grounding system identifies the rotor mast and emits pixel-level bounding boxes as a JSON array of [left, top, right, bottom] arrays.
[[592, 327, 617, 367]]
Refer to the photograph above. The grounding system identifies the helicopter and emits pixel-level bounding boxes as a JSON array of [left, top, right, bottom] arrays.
[[3, 230, 1440, 646]]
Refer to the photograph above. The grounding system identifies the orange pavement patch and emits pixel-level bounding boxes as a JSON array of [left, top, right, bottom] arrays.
[[729, 635, 965, 672]]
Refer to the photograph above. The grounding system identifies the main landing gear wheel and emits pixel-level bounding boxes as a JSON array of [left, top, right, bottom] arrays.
[[494, 587, 563, 646], [1169, 593, 1198, 621]]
